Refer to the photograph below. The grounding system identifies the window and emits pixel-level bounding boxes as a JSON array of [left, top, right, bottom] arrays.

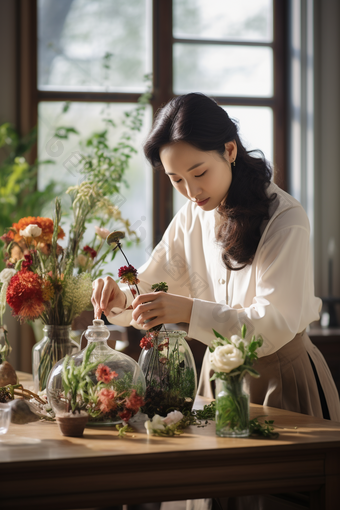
[[21, 0, 287, 256], [36, 0, 153, 270]]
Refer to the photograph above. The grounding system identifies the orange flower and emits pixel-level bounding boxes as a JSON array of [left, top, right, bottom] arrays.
[[42, 280, 54, 301], [97, 388, 117, 414], [6, 270, 45, 321], [95, 364, 118, 384], [12, 217, 65, 245], [125, 389, 144, 411]]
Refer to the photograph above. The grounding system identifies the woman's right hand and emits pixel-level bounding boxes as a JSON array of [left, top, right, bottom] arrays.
[[91, 276, 126, 319]]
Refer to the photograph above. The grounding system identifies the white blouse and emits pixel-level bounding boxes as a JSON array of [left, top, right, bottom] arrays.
[[107, 182, 322, 358]]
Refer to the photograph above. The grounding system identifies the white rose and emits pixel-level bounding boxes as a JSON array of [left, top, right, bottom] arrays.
[[144, 414, 165, 435], [0, 268, 16, 284], [19, 224, 42, 238], [163, 410, 183, 426], [209, 344, 245, 373]]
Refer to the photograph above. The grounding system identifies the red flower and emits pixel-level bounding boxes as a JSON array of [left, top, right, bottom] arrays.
[[21, 254, 33, 269], [140, 337, 154, 350], [158, 338, 169, 351], [83, 245, 97, 259], [118, 265, 140, 285], [119, 409, 133, 422], [159, 357, 168, 364], [0, 232, 13, 246], [95, 364, 118, 384], [6, 270, 44, 321], [125, 390, 144, 411], [98, 388, 117, 413]]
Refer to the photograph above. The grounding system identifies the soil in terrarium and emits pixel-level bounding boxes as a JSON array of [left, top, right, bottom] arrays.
[[142, 365, 196, 418]]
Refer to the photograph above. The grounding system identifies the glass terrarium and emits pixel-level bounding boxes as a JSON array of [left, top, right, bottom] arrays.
[[46, 319, 146, 425], [138, 330, 197, 417]]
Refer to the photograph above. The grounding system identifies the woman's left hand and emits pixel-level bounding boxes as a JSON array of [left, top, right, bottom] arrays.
[[131, 292, 193, 329]]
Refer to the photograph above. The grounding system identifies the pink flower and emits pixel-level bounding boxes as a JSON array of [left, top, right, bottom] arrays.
[[98, 388, 117, 413], [96, 364, 118, 384], [125, 390, 144, 411], [95, 226, 111, 240]]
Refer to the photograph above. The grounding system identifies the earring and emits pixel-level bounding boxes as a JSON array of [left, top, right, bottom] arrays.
[[232, 160, 236, 167]]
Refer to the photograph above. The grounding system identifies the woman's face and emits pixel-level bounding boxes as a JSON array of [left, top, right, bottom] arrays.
[[159, 140, 237, 211]]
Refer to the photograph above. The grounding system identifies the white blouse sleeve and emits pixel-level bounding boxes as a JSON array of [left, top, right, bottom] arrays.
[[188, 220, 322, 357], [106, 202, 193, 327]]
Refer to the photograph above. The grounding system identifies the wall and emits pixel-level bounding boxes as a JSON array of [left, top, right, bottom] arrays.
[[314, 0, 340, 314]]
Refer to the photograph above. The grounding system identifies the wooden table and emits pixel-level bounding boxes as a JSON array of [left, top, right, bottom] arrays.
[[1, 375, 340, 509]]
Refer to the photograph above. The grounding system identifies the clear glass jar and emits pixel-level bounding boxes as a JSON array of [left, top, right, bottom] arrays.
[[215, 377, 249, 437], [46, 319, 146, 425], [138, 330, 197, 417], [32, 325, 79, 393]]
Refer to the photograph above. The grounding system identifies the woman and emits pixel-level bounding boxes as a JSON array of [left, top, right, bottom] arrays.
[[92, 92, 340, 422]]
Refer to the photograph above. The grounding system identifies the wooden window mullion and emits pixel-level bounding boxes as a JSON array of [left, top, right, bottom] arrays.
[[19, 0, 38, 164], [152, 0, 174, 245]]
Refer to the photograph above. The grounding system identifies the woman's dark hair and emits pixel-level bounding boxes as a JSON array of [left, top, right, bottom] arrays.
[[144, 93, 276, 270]]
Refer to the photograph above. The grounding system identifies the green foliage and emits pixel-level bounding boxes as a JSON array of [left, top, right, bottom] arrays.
[[61, 342, 99, 413], [116, 423, 134, 438], [151, 282, 169, 292], [216, 381, 249, 434], [58, 80, 151, 277], [0, 123, 60, 270], [249, 416, 279, 439]]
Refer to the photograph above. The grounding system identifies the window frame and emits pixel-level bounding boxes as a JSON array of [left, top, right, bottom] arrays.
[[19, 0, 288, 247]]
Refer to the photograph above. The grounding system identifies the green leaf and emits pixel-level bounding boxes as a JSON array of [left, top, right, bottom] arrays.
[[212, 329, 227, 341]]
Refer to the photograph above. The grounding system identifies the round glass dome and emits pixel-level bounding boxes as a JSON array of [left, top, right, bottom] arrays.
[[46, 319, 146, 425]]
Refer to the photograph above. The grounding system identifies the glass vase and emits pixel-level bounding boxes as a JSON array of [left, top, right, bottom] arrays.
[[215, 377, 249, 437], [46, 319, 146, 426], [138, 330, 197, 417], [32, 325, 79, 393]]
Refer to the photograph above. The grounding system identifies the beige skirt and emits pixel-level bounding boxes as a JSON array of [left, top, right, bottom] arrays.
[[197, 330, 340, 422]]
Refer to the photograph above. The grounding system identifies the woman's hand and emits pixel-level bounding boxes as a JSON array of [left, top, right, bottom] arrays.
[[91, 276, 126, 319], [131, 292, 193, 329]]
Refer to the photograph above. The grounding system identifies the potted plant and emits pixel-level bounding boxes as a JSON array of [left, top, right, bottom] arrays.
[[55, 343, 98, 437]]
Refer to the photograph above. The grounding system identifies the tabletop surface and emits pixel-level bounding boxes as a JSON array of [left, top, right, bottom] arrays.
[[1, 372, 340, 466], [2, 374, 340, 510]]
